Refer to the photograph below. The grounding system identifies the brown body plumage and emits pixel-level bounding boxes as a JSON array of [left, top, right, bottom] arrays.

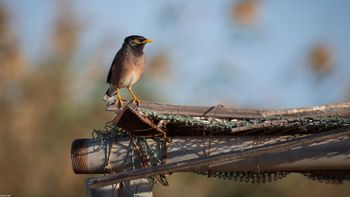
[[104, 35, 152, 107]]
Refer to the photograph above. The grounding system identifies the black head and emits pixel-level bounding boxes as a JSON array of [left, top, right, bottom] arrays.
[[124, 35, 152, 50]]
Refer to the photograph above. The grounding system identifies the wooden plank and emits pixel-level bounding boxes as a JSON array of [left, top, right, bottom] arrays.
[[85, 128, 350, 188], [106, 101, 350, 119], [262, 102, 350, 117], [106, 101, 267, 119]]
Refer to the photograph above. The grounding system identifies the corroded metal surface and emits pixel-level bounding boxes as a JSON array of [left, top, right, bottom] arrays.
[[71, 139, 90, 174], [72, 102, 350, 188], [71, 134, 350, 174]]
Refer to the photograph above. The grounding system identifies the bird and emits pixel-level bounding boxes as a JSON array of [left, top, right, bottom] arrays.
[[104, 35, 152, 107]]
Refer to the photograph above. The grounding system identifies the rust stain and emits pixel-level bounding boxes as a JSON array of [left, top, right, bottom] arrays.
[[113, 105, 164, 137]]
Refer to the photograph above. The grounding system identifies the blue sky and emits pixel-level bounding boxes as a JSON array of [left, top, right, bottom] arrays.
[[4, 0, 350, 108]]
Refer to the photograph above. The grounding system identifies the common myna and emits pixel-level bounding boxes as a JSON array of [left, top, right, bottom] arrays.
[[104, 35, 152, 107]]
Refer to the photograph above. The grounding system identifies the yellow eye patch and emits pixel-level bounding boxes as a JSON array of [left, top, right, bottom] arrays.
[[134, 39, 142, 44], [133, 39, 153, 44]]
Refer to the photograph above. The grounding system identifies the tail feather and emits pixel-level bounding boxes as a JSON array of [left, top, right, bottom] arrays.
[[103, 87, 113, 101]]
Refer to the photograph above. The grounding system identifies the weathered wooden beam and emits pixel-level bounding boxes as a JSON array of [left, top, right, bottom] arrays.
[[106, 101, 350, 119], [106, 101, 267, 119], [83, 128, 350, 188], [262, 102, 350, 117]]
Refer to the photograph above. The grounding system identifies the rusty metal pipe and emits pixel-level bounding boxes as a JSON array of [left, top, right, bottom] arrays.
[[71, 135, 350, 174]]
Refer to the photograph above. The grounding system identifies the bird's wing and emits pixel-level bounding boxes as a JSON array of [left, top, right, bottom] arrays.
[[106, 65, 113, 84], [106, 51, 120, 84]]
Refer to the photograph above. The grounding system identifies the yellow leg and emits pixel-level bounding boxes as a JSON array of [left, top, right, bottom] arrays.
[[127, 87, 141, 106], [115, 89, 123, 108]]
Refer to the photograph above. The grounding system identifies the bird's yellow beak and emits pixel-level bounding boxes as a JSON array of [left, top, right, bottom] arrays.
[[143, 39, 153, 43]]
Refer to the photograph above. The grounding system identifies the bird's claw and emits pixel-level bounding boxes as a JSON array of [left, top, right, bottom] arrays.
[[131, 98, 141, 107]]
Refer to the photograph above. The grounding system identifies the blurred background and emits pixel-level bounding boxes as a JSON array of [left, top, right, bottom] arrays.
[[1, 0, 350, 196]]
